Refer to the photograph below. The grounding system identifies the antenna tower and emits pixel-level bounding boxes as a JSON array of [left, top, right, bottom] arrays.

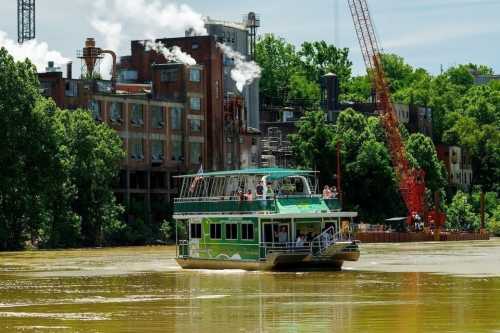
[[17, 0, 35, 44]]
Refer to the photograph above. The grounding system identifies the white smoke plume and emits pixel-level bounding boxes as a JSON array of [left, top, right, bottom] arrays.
[[217, 43, 261, 92], [90, 0, 206, 78], [144, 41, 196, 66], [0, 31, 69, 72]]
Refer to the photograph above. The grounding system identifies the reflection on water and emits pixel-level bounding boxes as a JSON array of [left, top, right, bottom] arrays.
[[1, 240, 500, 332]]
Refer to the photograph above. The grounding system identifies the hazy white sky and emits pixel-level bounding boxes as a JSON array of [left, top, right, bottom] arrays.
[[1, 0, 499, 76]]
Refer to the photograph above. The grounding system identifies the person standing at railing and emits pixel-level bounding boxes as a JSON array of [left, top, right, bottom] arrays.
[[295, 234, 305, 248], [277, 226, 288, 245], [245, 190, 253, 201], [322, 185, 332, 199], [331, 186, 338, 199], [256, 181, 264, 198]]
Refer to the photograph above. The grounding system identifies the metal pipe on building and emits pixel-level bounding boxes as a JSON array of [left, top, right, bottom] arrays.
[[101, 49, 117, 92]]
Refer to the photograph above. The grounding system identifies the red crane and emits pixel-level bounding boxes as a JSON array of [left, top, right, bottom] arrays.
[[347, 0, 429, 225]]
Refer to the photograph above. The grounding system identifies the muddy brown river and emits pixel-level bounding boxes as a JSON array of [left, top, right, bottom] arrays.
[[1, 239, 500, 332]]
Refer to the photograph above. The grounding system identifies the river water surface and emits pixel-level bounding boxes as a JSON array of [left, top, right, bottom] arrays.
[[1, 239, 500, 332]]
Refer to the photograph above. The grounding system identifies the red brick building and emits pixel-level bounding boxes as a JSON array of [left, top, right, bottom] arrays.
[[38, 35, 259, 223]]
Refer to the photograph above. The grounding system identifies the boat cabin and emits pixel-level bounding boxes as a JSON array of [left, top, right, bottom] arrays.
[[173, 168, 359, 269]]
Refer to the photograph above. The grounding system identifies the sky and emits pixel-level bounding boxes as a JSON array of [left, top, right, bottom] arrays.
[[0, 0, 499, 76]]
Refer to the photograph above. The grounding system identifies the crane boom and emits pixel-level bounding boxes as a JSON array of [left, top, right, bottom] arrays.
[[347, 0, 426, 223]]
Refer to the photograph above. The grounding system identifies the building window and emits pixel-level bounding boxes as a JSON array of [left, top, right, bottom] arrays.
[[151, 106, 164, 129], [241, 223, 254, 240], [225, 223, 238, 240], [171, 107, 183, 130], [190, 119, 201, 133], [65, 80, 78, 97], [190, 142, 202, 164], [151, 140, 164, 161], [130, 139, 144, 160], [189, 68, 201, 82], [190, 97, 201, 111], [210, 223, 222, 239], [172, 140, 183, 161], [110, 102, 123, 123], [160, 69, 178, 82], [89, 100, 101, 121], [190, 223, 202, 239], [192, 42, 199, 50], [131, 104, 144, 126]]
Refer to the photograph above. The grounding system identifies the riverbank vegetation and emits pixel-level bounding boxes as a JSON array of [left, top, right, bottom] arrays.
[[256, 35, 499, 234], [0, 48, 124, 250]]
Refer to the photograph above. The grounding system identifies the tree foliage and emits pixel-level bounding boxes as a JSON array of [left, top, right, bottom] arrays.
[[289, 111, 336, 186], [256, 35, 352, 106], [0, 47, 124, 250], [446, 191, 480, 231]]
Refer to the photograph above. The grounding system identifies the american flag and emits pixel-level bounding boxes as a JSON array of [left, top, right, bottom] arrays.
[[189, 164, 203, 193]]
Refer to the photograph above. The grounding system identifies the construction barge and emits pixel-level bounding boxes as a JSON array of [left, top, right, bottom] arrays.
[[173, 168, 360, 271]]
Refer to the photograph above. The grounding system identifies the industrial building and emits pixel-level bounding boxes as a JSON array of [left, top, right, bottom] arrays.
[[39, 33, 259, 224], [204, 13, 261, 130]]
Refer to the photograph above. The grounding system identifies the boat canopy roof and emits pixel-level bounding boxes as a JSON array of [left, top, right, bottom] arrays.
[[175, 168, 316, 179]]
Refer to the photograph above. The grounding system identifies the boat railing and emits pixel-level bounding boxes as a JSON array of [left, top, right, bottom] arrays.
[[259, 242, 312, 258], [178, 240, 190, 258], [174, 194, 340, 215], [310, 226, 339, 255], [173, 194, 324, 202]]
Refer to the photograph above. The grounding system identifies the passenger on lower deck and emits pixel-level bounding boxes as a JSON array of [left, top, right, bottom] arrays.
[[277, 226, 288, 245], [295, 234, 305, 248]]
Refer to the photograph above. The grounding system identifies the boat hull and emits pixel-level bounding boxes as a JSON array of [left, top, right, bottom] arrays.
[[176, 241, 360, 271]]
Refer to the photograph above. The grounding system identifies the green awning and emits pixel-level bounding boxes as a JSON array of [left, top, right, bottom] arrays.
[[276, 197, 330, 214], [175, 167, 316, 179]]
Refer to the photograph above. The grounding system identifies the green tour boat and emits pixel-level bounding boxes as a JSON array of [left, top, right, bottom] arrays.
[[174, 168, 360, 271]]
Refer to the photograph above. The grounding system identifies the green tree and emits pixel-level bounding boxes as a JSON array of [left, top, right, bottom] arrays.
[[381, 54, 415, 93], [444, 84, 500, 228], [287, 72, 321, 108], [406, 133, 447, 193], [342, 75, 372, 102], [0, 48, 69, 250], [256, 34, 299, 105], [344, 139, 403, 222], [446, 191, 480, 231], [53, 109, 125, 247], [256, 36, 353, 106], [289, 110, 336, 186], [298, 41, 352, 90]]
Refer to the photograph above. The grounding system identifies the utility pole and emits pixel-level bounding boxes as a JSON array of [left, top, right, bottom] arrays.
[[18, 0, 36, 44]]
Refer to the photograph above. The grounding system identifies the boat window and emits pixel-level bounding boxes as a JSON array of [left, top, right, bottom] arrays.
[[225, 223, 238, 240], [210, 223, 222, 239], [241, 223, 254, 240], [190, 223, 202, 239]]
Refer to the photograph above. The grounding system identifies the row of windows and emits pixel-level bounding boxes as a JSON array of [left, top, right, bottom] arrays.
[[130, 140, 202, 163], [190, 223, 254, 240], [89, 100, 201, 129], [161, 68, 201, 83]]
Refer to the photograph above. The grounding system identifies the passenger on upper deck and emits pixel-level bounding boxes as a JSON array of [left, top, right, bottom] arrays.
[[256, 181, 264, 197], [331, 186, 338, 199], [245, 190, 253, 201], [266, 183, 274, 197], [322, 185, 332, 199]]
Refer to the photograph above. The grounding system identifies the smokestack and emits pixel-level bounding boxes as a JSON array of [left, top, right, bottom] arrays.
[[67, 62, 72, 80]]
